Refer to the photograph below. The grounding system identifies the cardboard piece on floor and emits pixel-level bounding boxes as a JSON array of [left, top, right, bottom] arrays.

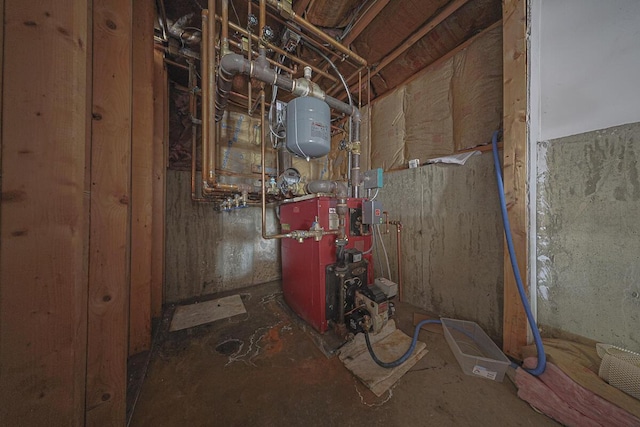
[[170, 294, 246, 331], [413, 313, 444, 335], [339, 320, 428, 397]]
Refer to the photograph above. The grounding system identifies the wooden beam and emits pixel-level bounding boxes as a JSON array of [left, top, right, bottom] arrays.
[[502, 0, 528, 359], [329, 0, 470, 97], [342, 0, 391, 45], [129, 0, 155, 356], [0, 1, 90, 424], [376, 0, 469, 72], [151, 49, 167, 319], [86, 0, 132, 424], [294, 0, 312, 16], [311, 0, 390, 84]]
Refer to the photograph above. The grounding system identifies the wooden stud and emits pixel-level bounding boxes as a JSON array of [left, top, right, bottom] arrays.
[[151, 49, 167, 319], [0, 1, 90, 424], [502, 0, 529, 359], [129, 0, 155, 356], [86, 0, 132, 424]]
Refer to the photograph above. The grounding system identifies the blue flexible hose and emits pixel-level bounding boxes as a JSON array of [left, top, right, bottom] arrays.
[[364, 131, 545, 374], [492, 130, 546, 376], [364, 319, 442, 368]]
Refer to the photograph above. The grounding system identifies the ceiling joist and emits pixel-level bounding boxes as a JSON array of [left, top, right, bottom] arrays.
[[328, 0, 471, 99]]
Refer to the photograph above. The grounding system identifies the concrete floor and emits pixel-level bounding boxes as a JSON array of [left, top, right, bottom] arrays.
[[130, 281, 558, 426]]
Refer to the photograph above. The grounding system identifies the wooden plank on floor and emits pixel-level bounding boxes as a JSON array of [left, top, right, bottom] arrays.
[[129, 0, 155, 356], [86, 0, 132, 424], [339, 321, 428, 397], [169, 295, 247, 331], [0, 1, 90, 424], [151, 48, 167, 319], [502, 0, 528, 359]]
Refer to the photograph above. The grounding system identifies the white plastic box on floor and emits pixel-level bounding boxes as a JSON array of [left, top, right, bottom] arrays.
[[441, 318, 510, 382]]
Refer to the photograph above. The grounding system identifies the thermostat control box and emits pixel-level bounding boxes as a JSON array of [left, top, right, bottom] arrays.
[[363, 200, 383, 225]]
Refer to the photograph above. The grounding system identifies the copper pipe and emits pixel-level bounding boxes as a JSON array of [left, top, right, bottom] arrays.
[[260, 89, 268, 238], [258, 5, 352, 68], [264, 0, 366, 66], [382, 211, 404, 301], [200, 6, 247, 196], [250, 94, 261, 115], [392, 221, 403, 302], [204, 182, 242, 193], [201, 10, 210, 187], [207, 0, 217, 185], [189, 60, 208, 202], [259, 89, 296, 240], [221, 0, 230, 54], [164, 58, 189, 70], [222, 17, 337, 82], [247, 0, 253, 114], [175, 83, 267, 108], [259, 0, 266, 47], [358, 70, 362, 109], [367, 66, 371, 125], [260, 90, 277, 239], [229, 89, 262, 104]]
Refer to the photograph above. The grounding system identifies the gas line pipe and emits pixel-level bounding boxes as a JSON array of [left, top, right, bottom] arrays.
[[383, 211, 403, 302]]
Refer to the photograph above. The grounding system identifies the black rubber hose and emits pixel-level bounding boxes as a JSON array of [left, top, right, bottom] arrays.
[[364, 319, 442, 369]]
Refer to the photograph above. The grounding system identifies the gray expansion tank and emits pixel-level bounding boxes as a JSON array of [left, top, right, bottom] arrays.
[[286, 96, 330, 159]]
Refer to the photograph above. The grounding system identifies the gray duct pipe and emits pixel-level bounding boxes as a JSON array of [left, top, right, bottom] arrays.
[[215, 51, 363, 195], [216, 51, 294, 121]]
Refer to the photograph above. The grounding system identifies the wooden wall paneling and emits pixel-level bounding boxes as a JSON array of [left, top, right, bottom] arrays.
[[151, 48, 167, 318], [0, 1, 90, 425], [129, 0, 155, 356], [86, 0, 132, 424], [502, 0, 528, 358], [0, 0, 3, 168]]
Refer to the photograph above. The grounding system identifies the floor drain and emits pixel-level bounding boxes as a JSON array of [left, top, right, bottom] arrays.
[[216, 339, 242, 356]]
